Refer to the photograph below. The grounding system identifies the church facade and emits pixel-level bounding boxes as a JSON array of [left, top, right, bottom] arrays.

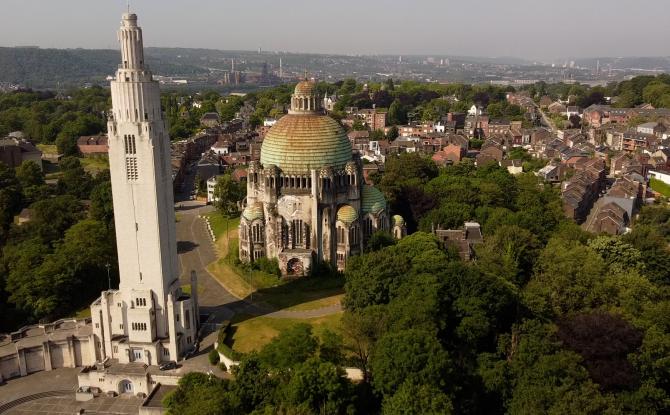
[[89, 13, 198, 366], [239, 81, 406, 275]]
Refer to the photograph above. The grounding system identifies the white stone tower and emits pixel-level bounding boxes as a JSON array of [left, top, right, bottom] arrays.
[[90, 12, 198, 366]]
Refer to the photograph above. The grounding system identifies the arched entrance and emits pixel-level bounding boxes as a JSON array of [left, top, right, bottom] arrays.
[[287, 258, 304, 276], [118, 379, 133, 394]]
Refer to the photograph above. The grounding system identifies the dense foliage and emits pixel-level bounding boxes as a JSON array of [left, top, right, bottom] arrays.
[[341, 162, 670, 413], [0, 157, 117, 331]]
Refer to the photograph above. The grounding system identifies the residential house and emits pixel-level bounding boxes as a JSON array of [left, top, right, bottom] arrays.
[[0, 137, 42, 169], [500, 159, 523, 175], [636, 122, 666, 138], [432, 144, 465, 166], [77, 135, 108, 156], [548, 102, 567, 114], [200, 112, 221, 128], [433, 222, 483, 261]]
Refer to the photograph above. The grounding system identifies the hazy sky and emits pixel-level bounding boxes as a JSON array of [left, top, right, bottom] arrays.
[[0, 0, 667, 61]]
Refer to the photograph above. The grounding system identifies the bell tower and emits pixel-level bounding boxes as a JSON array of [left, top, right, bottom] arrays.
[[90, 12, 198, 366]]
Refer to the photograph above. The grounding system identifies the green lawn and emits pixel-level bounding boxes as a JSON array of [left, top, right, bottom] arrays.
[[71, 307, 92, 319], [651, 178, 670, 197], [203, 211, 239, 240], [80, 156, 109, 174], [37, 144, 58, 156], [205, 210, 344, 311], [227, 313, 343, 354]]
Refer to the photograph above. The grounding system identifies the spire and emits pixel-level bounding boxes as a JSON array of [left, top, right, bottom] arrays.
[[118, 12, 144, 70]]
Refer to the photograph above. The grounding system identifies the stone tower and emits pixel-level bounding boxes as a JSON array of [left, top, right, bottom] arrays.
[[90, 12, 198, 366]]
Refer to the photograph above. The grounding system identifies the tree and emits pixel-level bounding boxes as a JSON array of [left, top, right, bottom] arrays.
[[90, 180, 114, 228], [366, 231, 396, 252], [231, 355, 277, 412], [387, 99, 406, 125], [259, 324, 318, 371], [341, 305, 388, 378], [370, 328, 452, 396], [0, 162, 22, 242], [522, 237, 607, 317], [479, 319, 619, 415], [15, 160, 44, 188], [57, 156, 93, 199], [213, 174, 245, 217], [30, 195, 84, 244], [386, 125, 399, 140], [283, 357, 353, 414], [6, 219, 115, 320], [382, 381, 453, 415], [557, 311, 643, 391], [15, 160, 47, 202], [163, 372, 240, 415]]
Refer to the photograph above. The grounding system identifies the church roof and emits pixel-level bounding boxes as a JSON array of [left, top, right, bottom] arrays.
[[260, 114, 352, 174], [337, 205, 358, 225], [242, 203, 264, 222], [361, 185, 386, 214]]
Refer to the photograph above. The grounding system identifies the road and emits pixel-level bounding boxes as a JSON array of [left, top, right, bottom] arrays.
[[535, 103, 557, 133]]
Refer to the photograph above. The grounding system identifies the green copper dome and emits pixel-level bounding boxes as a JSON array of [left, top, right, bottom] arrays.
[[242, 203, 264, 222], [260, 114, 352, 174], [393, 215, 405, 226], [337, 205, 358, 225], [361, 185, 387, 214]]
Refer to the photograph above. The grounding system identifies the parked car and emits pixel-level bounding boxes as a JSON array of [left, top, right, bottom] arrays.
[[159, 361, 177, 371]]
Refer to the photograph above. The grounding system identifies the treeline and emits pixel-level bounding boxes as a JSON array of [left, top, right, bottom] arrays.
[[0, 47, 207, 89], [0, 159, 117, 332], [0, 87, 109, 155], [524, 74, 670, 109]]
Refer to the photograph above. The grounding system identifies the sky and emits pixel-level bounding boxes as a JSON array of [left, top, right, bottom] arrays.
[[0, 0, 668, 61]]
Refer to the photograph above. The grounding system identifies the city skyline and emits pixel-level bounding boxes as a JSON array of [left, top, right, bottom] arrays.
[[0, 0, 668, 61]]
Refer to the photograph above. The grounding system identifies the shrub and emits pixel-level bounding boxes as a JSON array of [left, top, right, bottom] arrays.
[[218, 362, 227, 372], [208, 349, 220, 365], [252, 257, 281, 276], [217, 341, 244, 361]]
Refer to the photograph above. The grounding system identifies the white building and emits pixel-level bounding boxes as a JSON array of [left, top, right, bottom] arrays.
[[207, 175, 222, 203], [89, 12, 198, 369], [468, 105, 483, 116]]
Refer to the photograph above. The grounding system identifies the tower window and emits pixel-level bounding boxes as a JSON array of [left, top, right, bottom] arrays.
[[126, 157, 138, 180]]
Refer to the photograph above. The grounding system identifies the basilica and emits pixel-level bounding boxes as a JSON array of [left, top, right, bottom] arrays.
[[239, 81, 406, 275]]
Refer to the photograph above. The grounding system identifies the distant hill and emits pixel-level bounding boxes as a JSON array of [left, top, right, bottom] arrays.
[[0, 47, 209, 89]]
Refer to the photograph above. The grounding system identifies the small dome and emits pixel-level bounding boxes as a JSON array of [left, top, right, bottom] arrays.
[[242, 203, 264, 222], [337, 205, 359, 225], [361, 185, 387, 214], [295, 80, 316, 96], [393, 215, 405, 226]]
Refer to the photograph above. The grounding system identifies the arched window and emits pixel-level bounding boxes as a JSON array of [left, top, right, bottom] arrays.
[[364, 217, 373, 237], [252, 223, 263, 243], [337, 227, 344, 244], [292, 219, 304, 247]]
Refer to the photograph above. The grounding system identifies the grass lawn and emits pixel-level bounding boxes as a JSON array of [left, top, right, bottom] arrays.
[[71, 307, 92, 319], [80, 156, 109, 175], [204, 210, 345, 311], [203, 211, 239, 240], [651, 178, 670, 198], [228, 312, 343, 354], [37, 144, 58, 156]]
